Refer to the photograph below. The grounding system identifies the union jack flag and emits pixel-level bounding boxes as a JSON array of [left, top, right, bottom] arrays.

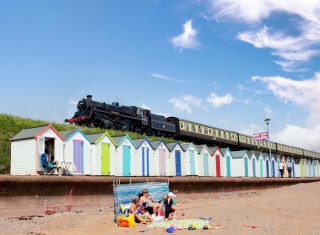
[[252, 131, 269, 141]]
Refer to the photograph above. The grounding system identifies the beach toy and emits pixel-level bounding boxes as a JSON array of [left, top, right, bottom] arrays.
[[166, 226, 175, 233], [203, 225, 209, 230]]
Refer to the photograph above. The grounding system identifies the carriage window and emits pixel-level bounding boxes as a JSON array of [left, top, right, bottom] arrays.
[[180, 122, 184, 129], [204, 127, 208, 135], [198, 126, 203, 134], [184, 123, 189, 131], [191, 124, 195, 132], [208, 129, 212, 135]]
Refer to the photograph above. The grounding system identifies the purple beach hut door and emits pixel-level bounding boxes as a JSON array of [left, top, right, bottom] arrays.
[[73, 140, 84, 173]]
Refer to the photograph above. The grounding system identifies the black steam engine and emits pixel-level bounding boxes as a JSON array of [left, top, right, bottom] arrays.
[[65, 95, 176, 136]]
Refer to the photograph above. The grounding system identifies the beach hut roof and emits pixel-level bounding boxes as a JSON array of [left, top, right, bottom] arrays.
[[149, 140, 168, 150], [195, 145, 210, 153], [60, 128, 93, 143], [208, 146, 223, 156], [166, 142, 184, 152], [87, 131, 117, 145], [231, 150, 248, 159], [220, 147, 234, 158], [133, 138, 154, 149], [112, 134, 137, 148], [180, 143, 199, 153], [11, 124, 65, 141]]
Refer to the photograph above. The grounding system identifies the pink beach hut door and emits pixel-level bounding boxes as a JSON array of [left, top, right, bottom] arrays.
[[73, 140, 84, 173], [159, 149, 166, 176]]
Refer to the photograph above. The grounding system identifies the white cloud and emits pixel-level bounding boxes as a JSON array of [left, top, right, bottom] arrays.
[[171, 20, 201, 51], [141, 103, 150, 110], [207, 0, 320, 71], [264, 105, 272, 118], [252, 72, 320, 127], [206, 93, 233, 108], [237, 83, 264, 95], [150, 73, 193, 83], [273, 124, 320, 152], [169, 95, 203, 113], [68, 98, 78, 105]]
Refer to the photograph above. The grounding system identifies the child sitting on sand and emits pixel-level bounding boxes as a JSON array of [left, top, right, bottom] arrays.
[[163, 192, 177, 221], [129, 198, 153, 224]]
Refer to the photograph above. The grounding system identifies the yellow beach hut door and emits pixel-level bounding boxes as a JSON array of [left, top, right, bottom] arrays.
[[101, 143, 110, 175]]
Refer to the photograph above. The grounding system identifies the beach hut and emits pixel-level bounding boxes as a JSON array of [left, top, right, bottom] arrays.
[[166, 142, 184, 176], [307, 159, 312, 177], [196, 145, 211, 176], [61, 129, 92, 175], [87, 131, 117, 176], [209, 146, 224, 177], [133, 138, 155, 176], [247, 151, 259, 177], [230, 150, 250, 177], [150, 140, 170, 176], [274, 155, 280, 178], [221, 148, 233, 177], [270, 154, 276, 177], [180, 143, 199, 176], [293, 157, 300, 178], [11, 125, 65, 175], [112, 135, 137, 176], [263, 153, 271, 177], [255, 152, 264, 177]]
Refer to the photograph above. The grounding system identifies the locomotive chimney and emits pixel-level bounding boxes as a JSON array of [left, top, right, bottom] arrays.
[[87, 95, 92, 101]]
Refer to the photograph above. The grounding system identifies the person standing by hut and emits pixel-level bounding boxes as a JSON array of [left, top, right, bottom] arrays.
[[279, 160, 284, 178]]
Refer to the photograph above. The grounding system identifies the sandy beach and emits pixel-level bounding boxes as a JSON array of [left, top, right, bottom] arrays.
[[0, 181, 319, 235]]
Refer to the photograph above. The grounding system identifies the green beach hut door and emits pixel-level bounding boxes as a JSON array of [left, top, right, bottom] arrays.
[[260, 158, 264, 177], [226, 155, 231, 177], [123, 146, 130, 176], [244, 157, 248, 177], [101, 143, 110, 175]]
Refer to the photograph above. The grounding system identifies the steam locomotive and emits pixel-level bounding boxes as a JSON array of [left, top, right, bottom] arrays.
[[65, 95, 176, 136], [66, 95, 320, 159]]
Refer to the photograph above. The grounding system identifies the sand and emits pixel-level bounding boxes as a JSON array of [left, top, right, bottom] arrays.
[[1, 181, 320, 235]]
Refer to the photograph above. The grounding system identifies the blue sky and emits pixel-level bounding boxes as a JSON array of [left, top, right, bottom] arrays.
[[1, 0, 320, 152]]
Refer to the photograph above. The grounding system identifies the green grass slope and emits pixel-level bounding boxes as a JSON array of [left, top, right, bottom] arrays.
[[0, 113, 174, 174]]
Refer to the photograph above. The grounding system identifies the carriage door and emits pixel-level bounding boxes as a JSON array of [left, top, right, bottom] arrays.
[[244, 157, 248, 177], [252, 158, 256, 177], [189, 150, 195, 175], [215, 155, 221, 177], [175, 150, 181, 176], [101, 143, 110, 175], [123, 146, 130, 176], [73, 140, 84, 173], [159, 148, 166, 176], [226, 155, 231, 177], [203, 153, 209, 176]]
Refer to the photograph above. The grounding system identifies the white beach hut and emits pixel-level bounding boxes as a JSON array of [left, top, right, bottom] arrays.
[[180, 143, 199, 176], [150, 140, 170, 176], [230, 150, 250, 177], [87, 131, 117, 176], [208, 146, 224, 177], [133, 138, 155, 176], [112, 134, 137, 176], [166, 142, 184, 176], [11, 125, 65, 175], [247, 151, 259, 177], [221, 148, 233, 177], [60, 129, 92, 175], [196, 145, 211, 177]]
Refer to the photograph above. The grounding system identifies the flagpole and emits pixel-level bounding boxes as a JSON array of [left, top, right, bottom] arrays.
[[264, 118, 272, 173]]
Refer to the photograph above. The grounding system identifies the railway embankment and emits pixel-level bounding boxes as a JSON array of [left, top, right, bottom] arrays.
[[0, 176, 319, 218]]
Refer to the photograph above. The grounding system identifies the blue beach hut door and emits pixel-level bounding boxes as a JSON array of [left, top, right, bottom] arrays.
[[189, 150, 195, 175], [271, 160, 275, 177], [292, 161, 295, 177], [226, 155, 231, 177], [123, 146, 130, 176], [203, 153, 209, 176], [175, 150, 181, 176], [266, 159, 270, 177], [252, 158, 256, 177], [142, 147, 150, 176], [244, 157, 248, 177]]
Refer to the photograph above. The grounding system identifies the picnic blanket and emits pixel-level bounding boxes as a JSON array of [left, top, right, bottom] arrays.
[[147, 219, 211, 229]]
